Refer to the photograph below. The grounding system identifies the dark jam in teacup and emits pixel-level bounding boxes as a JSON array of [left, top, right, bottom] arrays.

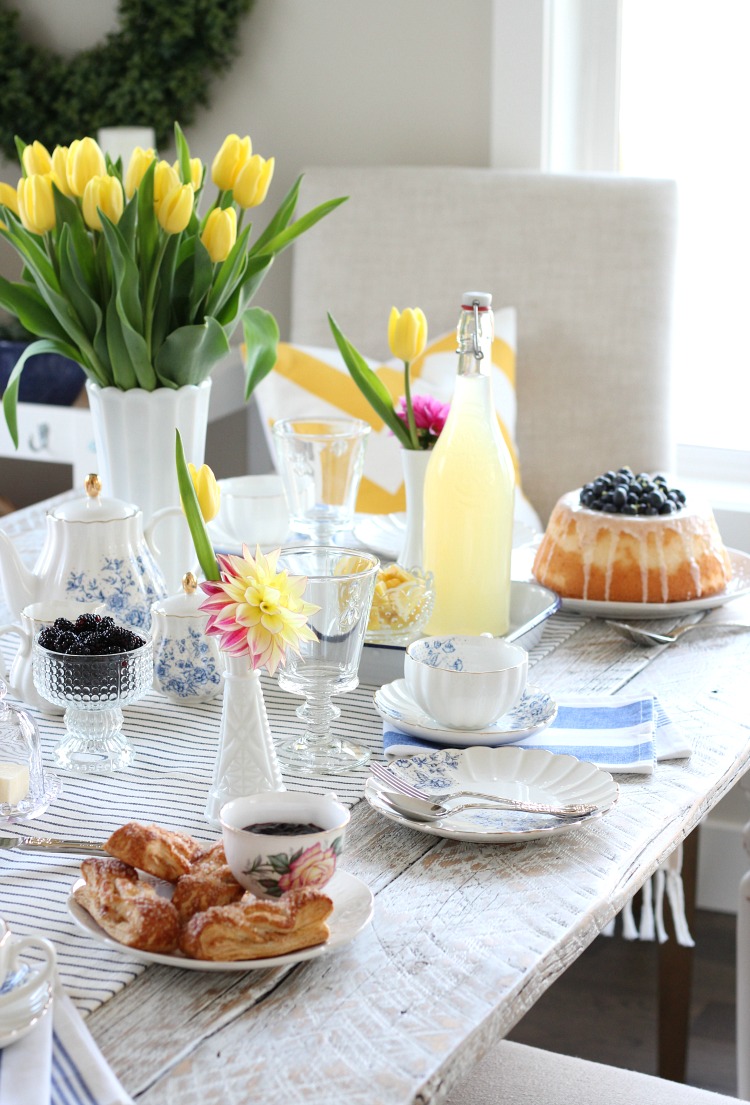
[[243, 821, 324, 836]]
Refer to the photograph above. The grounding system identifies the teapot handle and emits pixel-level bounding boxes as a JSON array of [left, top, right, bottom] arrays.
[[145, 508, 199, 576]]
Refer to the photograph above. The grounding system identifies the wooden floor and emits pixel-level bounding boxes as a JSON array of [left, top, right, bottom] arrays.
[[507, 908, 738, 1097]]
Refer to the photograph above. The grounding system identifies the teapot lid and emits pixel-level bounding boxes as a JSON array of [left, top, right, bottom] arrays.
[[49, 475, 139, 523], [152, 572, 206, 617]]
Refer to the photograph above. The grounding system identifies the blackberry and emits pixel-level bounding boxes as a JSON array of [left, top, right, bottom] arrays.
[[74, 612, 101, 631], [37, 616, 146, 655], [579, 467, 686, 516], [53, 618, 75, 632]]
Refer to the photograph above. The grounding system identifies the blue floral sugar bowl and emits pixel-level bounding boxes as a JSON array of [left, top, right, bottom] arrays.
[[151, 573, 222, 703]]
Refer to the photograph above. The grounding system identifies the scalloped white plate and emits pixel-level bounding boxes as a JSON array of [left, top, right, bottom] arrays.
[[68, 869, 373, 970], [365, 745, 618, 842]]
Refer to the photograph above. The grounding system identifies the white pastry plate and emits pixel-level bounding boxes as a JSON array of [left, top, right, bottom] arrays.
[[68, 869, 373, 970], [560, 547, 750, 620], [365, 746, 618, 843], [374, 680, 557, 747], [0, 964, 54, 1049], [207, 519, 286, 556], [353, 512, 538, 561]]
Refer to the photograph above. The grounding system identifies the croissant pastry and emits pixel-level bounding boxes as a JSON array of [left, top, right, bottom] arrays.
[[74, 857, 180, 953], [180, 887, 334, 961], [172, 867, 244, 921], [105, 822, 205, 882]]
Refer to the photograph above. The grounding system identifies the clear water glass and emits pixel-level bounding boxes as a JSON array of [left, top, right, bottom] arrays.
[[32, 640, 152, 774], [275, 546, 379, 775], [272, 418, 371, 541]]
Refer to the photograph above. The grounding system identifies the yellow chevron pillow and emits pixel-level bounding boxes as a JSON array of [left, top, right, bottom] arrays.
[[254, 307, 537, 526]]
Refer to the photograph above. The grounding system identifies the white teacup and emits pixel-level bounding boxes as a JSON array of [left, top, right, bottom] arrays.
[[404, 635, 528, 730], [218, 475, 290, 547], [0, 917, 56, 1007]]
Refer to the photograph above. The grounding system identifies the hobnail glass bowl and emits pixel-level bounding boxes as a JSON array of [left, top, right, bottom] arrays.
[[32, 639, 152, 774]]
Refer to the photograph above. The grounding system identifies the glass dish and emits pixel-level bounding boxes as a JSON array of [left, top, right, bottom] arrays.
[[365, 565, 434, 645]]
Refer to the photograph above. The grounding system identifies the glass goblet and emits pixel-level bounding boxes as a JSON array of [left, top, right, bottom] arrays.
[[276, 546, 379, 775], [32, 639, 152, 774]]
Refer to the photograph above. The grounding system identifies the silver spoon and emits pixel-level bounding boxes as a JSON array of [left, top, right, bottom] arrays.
[[606, 619, 750, 648], [376, 789, 598, 823]]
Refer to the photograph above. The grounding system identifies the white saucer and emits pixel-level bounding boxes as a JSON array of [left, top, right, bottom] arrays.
[[364, 746, 618, 843], [0, 964, 54, 1048], [374, 680, 557, 747], [68, 868, 374, 970], [561, 547, 750, 619]]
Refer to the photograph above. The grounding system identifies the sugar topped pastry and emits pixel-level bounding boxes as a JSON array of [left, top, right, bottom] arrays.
[[74, 857, 180, 953], [105, 822, 205, 882]]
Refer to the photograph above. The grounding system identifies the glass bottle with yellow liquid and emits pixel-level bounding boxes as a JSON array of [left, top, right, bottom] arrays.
[[423, 292, 515, 635]]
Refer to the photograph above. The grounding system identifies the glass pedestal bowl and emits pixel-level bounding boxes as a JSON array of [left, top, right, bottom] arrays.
[[32, 639, 152, 774]]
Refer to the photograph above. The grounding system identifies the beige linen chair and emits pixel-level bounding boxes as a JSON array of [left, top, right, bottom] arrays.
[[285, 166, 677, 524], [445, 1039, 737, 1104]]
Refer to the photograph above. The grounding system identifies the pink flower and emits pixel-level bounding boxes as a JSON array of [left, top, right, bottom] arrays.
[[395, 394, 450, 446], [277, 842, 338, 891]]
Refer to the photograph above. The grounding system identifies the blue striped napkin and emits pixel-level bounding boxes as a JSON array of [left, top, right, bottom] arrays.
[[382, 692, 689, 774], [0, 984, 133, 1105]]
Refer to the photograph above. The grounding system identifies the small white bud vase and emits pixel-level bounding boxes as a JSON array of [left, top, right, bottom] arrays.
[[204, 653, 285, 827], [397, 448, 432, 570]]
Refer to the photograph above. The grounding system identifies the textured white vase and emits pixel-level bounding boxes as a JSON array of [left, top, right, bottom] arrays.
[[86, 380, 211, 593], [397, 448, 432, 569], [204, 654, 285, 826]]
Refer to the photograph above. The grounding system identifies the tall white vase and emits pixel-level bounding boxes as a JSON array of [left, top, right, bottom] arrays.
[[204, 654, 285, 827], [397, 448, 432, 569], [86, 380, 211, 593]]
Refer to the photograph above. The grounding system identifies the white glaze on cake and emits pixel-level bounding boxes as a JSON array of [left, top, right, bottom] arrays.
[[532, 491, 731, 603]]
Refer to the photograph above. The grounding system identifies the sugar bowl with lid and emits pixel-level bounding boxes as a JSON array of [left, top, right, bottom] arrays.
[[151, 573, 222, 702]]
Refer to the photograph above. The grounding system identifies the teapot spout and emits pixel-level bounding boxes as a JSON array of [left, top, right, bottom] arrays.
[[0, 530, 39, 620]]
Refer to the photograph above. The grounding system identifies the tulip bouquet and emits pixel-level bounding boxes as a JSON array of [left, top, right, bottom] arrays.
[[329, 307, 449, 450], [0, 123, 345, 445], [175, 430, 317, 675]]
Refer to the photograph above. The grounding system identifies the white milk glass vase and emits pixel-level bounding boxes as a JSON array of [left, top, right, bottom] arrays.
[[86, 379, 212, 593], [397, 447, 431, 570], [204, 653, 285, 827]]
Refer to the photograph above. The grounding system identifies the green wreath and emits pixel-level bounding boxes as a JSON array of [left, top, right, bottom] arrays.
[[0, 0, 254, 163]]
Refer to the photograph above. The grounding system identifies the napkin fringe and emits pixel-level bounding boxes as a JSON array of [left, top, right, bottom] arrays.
[[604, 845, 694, 948]]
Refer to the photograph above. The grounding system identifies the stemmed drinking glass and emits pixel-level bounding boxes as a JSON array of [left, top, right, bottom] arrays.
[[275, 546, 379, 775]]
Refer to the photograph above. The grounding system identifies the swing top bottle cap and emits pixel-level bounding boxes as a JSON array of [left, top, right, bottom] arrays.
[[461, 291, 492, 309]]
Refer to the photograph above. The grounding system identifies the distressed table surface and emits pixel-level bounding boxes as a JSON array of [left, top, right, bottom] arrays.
[[3, 500, 750, 1104]]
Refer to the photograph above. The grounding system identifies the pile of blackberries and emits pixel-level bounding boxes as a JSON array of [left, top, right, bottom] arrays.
[[579, 467, 687, 516], [37, 614, 145, 655]]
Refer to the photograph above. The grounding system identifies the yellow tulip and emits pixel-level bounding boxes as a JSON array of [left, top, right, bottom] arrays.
[[188, 463, 221, 522], [125, 146, 156, 198], [200, 206, 237, 262], [17, 173, 57, 234], [82, 175, 124, 230], [156, 183, 194, 234], [51, 146, 72, 195], [0, 181, 19, 215], [173, 156, 203, 190], [153, 160, 180, 205], [211, 133, 252, 190], [22, 140, 52, 177], [233, 154, 274, 209], [388, 307, 428, 363], [66, 137, 106, 197]]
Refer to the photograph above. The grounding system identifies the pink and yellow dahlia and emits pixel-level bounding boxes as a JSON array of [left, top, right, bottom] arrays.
[[199, 546, 318, 675]]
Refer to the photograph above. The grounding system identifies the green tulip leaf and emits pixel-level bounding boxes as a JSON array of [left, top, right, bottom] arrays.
[[104, 299, 138, 389], [328, 313, 413, 448], [52, 187, 97, 293], [251, 196, 348, 260], [203, 224, 253, 319], [174, 122, 193, 188], [0, 275, 70, 344], [249, 175, 302, 255], [155, 316, 230, 387], [175, 429, 220, 582], [2, 336, 82, 447], [242, 307, 280, 399]]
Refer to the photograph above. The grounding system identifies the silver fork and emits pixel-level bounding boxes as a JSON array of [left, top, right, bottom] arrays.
[[606, 619, 750, 647], [368, 761, 599, 819]]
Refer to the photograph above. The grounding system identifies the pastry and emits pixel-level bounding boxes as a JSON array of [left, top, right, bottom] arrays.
[[532, 468, 731, 603], [105, 822, 205, 881], [74, 857, 180, 953], [172, 866, 244, 921], [179, 887, 334, 961]]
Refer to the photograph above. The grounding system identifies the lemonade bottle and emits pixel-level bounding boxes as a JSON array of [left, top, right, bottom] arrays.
[[423, 292, 515, 635]]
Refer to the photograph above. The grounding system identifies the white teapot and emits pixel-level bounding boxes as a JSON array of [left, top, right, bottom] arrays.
[[0, 475, 167, 631], [151, 573, 222, 702]]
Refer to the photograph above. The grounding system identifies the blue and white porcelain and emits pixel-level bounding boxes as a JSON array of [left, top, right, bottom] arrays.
[[151, 574, 222, 703], [404, 635, 528, 730], [374, 679, 557, 747], [0, 474, 167, 631]]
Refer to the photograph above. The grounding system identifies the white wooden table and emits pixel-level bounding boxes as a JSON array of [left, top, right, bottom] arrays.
[[2, 498, 750, 1104]]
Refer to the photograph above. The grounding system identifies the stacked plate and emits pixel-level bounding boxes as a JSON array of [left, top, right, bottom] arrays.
[[0, 961, 54, 1048]]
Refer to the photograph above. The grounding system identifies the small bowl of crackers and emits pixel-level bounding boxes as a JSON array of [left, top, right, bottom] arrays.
[[365, 564, 434, 645]]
